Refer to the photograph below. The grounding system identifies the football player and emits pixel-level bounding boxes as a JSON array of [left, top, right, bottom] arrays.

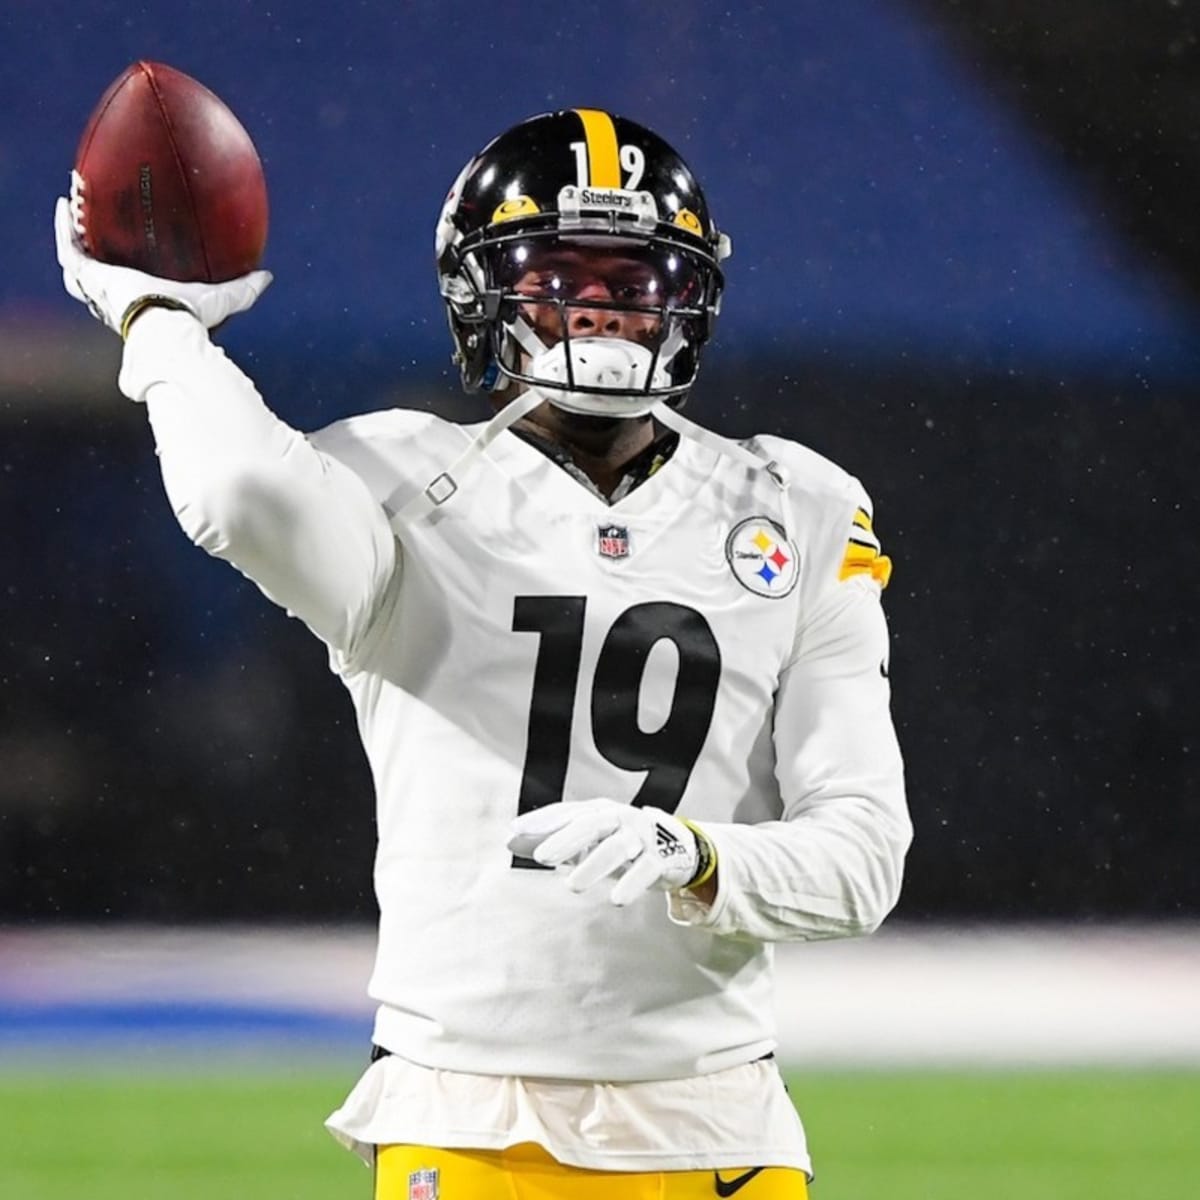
[[55, 108, 911, 1199]]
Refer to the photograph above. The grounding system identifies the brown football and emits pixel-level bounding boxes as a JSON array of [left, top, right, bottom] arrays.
[[71, 61, 268, 282]]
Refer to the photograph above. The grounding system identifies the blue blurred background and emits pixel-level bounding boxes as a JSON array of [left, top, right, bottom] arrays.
[[2, 0, 1198, 923], [8, 1, 1200, 380]]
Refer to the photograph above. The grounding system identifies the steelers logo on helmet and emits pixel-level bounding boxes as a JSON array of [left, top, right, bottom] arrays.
[[725, 517, 800, 598], [435, 107, 731, 416]]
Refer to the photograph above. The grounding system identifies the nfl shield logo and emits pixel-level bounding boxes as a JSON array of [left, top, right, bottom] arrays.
[[408, 1167, 439, 1200], [597, 524, 630, 559]]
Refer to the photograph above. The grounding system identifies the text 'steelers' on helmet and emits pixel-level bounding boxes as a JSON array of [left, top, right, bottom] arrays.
[[436, 108, 732, 418]]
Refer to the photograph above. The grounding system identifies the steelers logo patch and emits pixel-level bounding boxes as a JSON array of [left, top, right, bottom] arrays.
[[725, 517, 799, 598]]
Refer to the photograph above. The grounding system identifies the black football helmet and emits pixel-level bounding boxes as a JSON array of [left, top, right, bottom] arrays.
[[436, 109, 731, 416]]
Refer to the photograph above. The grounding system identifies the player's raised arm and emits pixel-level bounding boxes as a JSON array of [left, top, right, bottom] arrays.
[[131, 309, 396, 655], [54, 200, 396, 657], [54, 62, 397, 655]]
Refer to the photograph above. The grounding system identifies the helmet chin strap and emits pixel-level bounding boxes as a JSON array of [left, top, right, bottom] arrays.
[[387, 387, 545, 523], [505, 315, 682, 418]]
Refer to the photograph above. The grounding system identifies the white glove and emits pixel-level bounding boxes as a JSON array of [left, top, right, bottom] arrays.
[[507, 799, 713, 907], [54, 196, 272, 336]]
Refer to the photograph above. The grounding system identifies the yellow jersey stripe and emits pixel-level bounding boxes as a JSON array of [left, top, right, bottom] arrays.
[[840, 544, 893, 588], [852, 507, 873, 532], [573, 109, 621, 187]]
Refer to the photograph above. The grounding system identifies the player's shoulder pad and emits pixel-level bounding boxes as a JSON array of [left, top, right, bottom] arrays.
[[307, 408, 469, 506], [744, 433, 867, 509], [309, 406, 452, 453], [747, 434, 891, 590]]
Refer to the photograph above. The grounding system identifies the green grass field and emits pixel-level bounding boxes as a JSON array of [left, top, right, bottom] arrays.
[[2, 1068, 1197, 1199]]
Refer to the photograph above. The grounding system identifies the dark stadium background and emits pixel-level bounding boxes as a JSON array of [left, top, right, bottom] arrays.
[[2, 0, 1197, 924]]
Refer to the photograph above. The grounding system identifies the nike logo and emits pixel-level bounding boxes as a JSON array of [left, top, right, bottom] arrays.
[[714, 1167, 765, 1196]]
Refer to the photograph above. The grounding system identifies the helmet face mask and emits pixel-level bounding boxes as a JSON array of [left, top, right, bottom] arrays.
[[437, 109, 730, 416]]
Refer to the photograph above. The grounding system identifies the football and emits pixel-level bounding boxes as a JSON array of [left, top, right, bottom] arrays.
[[71, 61, 268, 282]]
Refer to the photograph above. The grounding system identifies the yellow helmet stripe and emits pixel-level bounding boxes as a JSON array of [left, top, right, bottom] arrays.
[[573, 108, 621, 187]]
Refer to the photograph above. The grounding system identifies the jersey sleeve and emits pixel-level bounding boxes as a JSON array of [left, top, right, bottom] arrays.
[[670, 480, 911, 941], [119, 309, 396, 657]]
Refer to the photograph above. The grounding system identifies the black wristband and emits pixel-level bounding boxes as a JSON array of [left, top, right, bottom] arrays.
[[119, 296, 192, 340]]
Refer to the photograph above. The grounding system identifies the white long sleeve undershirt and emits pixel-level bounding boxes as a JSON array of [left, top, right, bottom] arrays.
[[121, 309, 394, 656]]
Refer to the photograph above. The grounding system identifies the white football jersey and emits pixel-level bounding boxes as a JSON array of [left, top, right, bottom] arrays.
[[306, 403, 906, 1081], [121, 310, 910, 1169]]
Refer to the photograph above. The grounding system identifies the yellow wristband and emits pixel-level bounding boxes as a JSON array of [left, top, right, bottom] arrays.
[[679, 819, 718, 890]]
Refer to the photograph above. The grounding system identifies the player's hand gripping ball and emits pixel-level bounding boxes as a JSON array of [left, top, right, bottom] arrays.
[[57, 61, 273, 335], [70, 60, 268, 282], [55, 197, 272, 335]]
